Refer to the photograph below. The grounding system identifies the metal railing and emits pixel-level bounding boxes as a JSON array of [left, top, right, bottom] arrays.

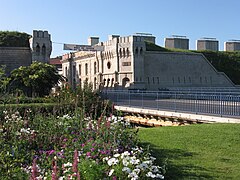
[[101, 90, 240, 117]]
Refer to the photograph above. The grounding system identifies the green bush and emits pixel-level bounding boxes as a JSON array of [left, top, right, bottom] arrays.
[[0, 31, 31, 47]]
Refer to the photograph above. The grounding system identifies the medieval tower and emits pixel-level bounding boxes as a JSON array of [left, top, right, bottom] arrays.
[[29, 30, 52, 63]]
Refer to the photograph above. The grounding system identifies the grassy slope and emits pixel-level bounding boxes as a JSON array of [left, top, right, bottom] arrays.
[[138, 124, 240, 179]]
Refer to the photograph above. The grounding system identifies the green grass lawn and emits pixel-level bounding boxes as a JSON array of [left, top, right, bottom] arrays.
[[138, 124, 240, 180]]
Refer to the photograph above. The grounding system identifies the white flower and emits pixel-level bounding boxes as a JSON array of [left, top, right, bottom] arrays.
[[128, 171, 139, 180], [122, 158, 130, 166], [108, 169, 114, 176], [20, 128, 30, 134], [130, 157, 140, 165], [63, 162, 72, 167], [136, 162, 148, 170], [133, 168, 141, 175], [155, 173, 164, 179], [146, 171, 155, 178], [113, 153, 120, 158], [107, 158, 119, 166], [122, 167, 131, 174], [150, 165, 160, 173]]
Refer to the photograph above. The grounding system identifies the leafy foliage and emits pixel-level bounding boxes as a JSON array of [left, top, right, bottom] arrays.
[[9, 62, 64, 97], [0, 66, 10, 95], [0, 31, 31, 47]]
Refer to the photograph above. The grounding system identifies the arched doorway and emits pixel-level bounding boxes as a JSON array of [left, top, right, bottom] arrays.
[[122, 77, 130, 88]]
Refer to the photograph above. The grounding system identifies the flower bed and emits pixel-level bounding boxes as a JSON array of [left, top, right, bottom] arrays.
[[0, 110, 165, 179]]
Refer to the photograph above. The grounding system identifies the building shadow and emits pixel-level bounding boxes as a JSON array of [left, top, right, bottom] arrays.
[[139, 142, 215, 180]]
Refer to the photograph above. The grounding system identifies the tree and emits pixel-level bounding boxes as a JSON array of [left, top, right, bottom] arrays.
[[0, 65, 10, 95], [10, 62, 64, 97]]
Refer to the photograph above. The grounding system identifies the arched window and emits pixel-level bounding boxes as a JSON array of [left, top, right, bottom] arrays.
[[119, 48, 122, 58], [135, 47, 138, 54], [79, 78, 82, 87], [42, 44, 46, 55], [123, 48, 126, 58], [94, 62, 97, 74], [79, 64, 81, 76], [122, 77, 130, 87], [85, 63, 88, 75], [94, 77, 97, 89], [140, 47, 143, 55], [104, 79, 106, 86], [36, 44, 40, 56], [107, 78, 110, 87], [126, 48, 129, 57]]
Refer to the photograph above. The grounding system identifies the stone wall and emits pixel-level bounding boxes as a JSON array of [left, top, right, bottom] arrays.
[[144, 52, 234, 90], [0, 47, 32, 75]]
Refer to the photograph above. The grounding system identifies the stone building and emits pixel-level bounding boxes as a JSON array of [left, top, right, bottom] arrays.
[[0, 30, 52, 75], [164, 36, 189, 50], [224, 40, 240, 51], [197, 38, 219, 51], [61, 34, 234, 90], [29, 30, 52, 63]]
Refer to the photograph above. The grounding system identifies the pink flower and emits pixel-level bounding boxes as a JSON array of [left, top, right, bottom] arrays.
[[52, 160, 58, 180], [86, 152, 91, 157], [30, 158, 38, 180], [72, 149, 80, 180]]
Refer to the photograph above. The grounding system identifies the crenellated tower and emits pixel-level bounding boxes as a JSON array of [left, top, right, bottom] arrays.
[[29, 30, 52, 63]]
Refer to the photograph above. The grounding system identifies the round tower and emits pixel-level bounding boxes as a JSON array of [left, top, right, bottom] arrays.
[[29, 30, 52, 63]]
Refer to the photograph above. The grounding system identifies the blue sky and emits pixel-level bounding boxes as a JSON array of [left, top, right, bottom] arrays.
[[0, 0, 239, 57]]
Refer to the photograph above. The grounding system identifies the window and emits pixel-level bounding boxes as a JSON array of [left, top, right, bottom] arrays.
[[123, 48, 126, 58], [119, 49, 122, 58], [184, 77, 186, 84], [94, 77, 97, 89], [107, 61, 111, 69], [94, 62, 97, 74], [126, 48, 129, 57], [85, 63, 88, 75], [189, 77, 191, 83], [200, 77, 202, 83], [157, 77, 160, 84], [42, 44, 46, 55], [147, 77, 150, 84], [140, 47, 143, 55], [172, 77, 175, 84], [79, 78, 82, 86], [122, 62, 131, 66], [111, 78, 114, 86], [178, 77, 180, 83], [79, 64, 81, 76], [135, 47, 138, 54], [36, 44, 40, 56], [153, 77, 155, 84]]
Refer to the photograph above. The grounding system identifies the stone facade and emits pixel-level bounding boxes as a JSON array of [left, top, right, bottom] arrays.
[[164, 37, 189, 50], [29, 30, 52, 63], [224, 41, 240, 51], [61, 34, 234, 90], [0, 47, 32, 75], [197, 39, 219, 51], [0, 30, 52, 75]]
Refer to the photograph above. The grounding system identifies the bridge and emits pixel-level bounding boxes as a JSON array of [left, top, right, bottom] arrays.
[[101, 89, 240, 125]]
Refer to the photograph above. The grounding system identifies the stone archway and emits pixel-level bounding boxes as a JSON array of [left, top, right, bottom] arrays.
[[122, 77, 130, 88]]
